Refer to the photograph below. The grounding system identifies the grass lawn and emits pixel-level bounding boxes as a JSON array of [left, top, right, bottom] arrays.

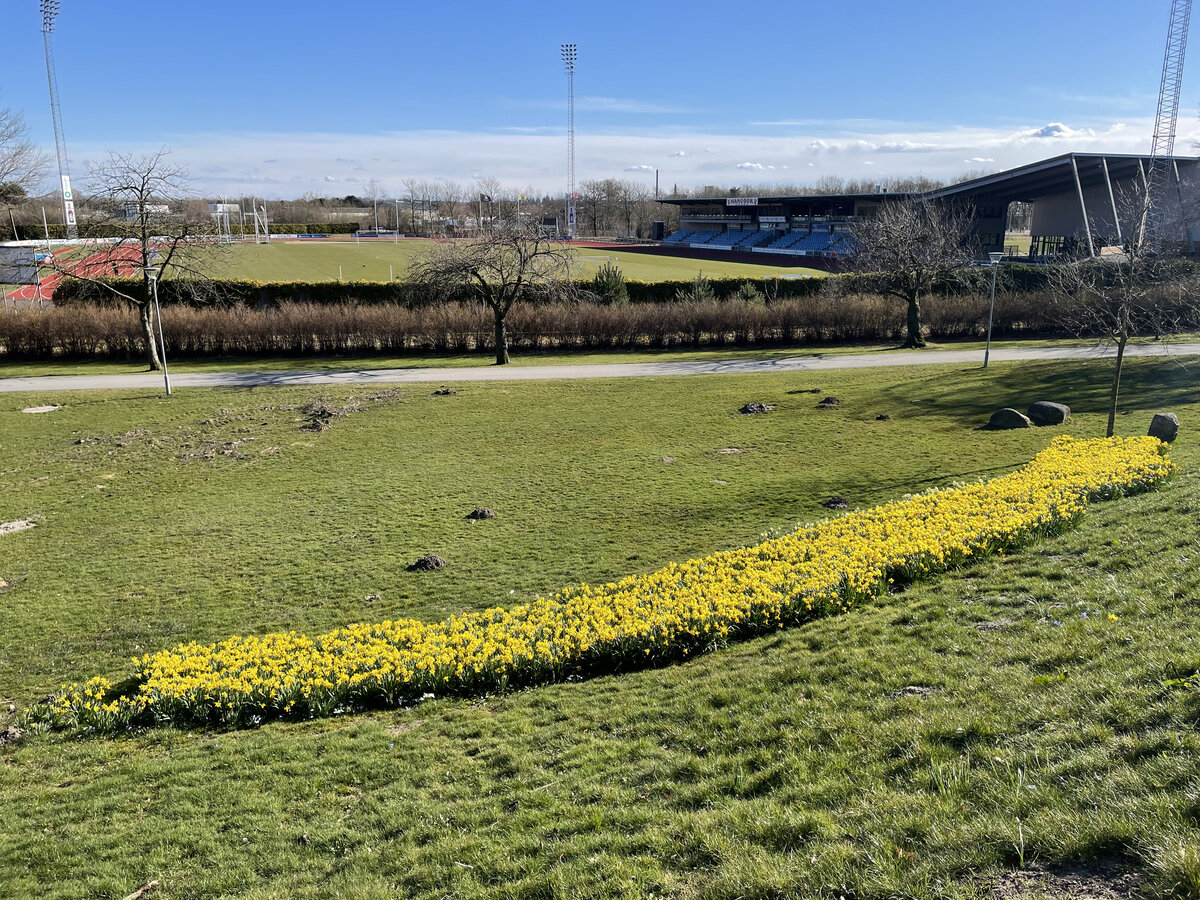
[[206, 240, 825, 283], [1, 356, 1199, 898]]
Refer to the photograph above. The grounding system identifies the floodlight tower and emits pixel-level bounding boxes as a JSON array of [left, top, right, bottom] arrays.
[[41, 0, 77, 240], [1145, 0, 1192, 246], [561, 42, 577, 239]]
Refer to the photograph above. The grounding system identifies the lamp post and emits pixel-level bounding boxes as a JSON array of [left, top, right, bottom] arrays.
[[146, 266, 171, 396], [983, 251, 1004, 369]]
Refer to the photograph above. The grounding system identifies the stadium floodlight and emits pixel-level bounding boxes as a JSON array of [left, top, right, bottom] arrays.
[[561, 43, 577, 238], [41, 0, 76, 239], [41, 0, 60, 33], [983, 251, 1005, 369]]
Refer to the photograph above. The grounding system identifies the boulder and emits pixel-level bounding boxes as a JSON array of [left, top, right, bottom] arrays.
[[1027, 401, 1071, 426], [823, 496, 850, 510], [988, 408, 1032, 430], [466, 507, 496, 520], [1148, 412, 1180, 442]]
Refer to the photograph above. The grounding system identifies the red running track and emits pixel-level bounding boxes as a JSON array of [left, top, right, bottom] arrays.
[[6, 243, 145, 302]]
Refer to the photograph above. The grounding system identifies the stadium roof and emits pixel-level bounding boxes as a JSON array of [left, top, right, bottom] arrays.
[[657, 152, 1200, 207], [923, 152, 1200, 204], [657, 191, 918, 205]]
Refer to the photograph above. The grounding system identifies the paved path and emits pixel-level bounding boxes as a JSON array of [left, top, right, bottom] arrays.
[[2, 343, 1198, 394]]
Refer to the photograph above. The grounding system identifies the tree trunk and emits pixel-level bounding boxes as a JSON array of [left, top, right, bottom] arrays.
[[139, 302, 163, 371], [1107, 333, 1127, 438], [493, 307, 510, 365], [904, 295, 926, 348]]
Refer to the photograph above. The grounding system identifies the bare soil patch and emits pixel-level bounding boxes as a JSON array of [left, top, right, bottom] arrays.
[[992, 858, 1145, 900], [0, 519, 36, 537]]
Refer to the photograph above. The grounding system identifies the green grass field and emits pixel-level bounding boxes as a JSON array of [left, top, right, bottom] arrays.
[[2, 357, 1199, 898], [206, 239, 825, 283]]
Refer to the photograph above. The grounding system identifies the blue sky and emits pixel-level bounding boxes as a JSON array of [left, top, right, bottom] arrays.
[[2, 0, 1194, 197]]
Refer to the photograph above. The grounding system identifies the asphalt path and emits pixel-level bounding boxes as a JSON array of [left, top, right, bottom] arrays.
[[2, 343, 1198, 394]]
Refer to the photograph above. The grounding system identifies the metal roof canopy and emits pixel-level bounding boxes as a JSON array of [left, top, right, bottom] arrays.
[[656, 153, 1200, 208], [923, 152, 1200, 204], [657, 192, 919, 206]]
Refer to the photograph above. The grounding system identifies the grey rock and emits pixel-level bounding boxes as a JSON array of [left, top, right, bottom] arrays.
[[1027, 401, 1071, 426], [823, 496, 850, 510], [1149, 412, 1180, 442], [466, 507, 496, 520], [988, 408, 1032, 429]]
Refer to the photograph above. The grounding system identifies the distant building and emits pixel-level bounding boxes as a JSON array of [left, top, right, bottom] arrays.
[[122, 202, 170, 222]]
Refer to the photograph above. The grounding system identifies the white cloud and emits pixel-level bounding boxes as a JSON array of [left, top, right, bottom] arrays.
[[66, 116, 1175, 197], [624, 164, 655, 172], [736, 161, 764, 170]]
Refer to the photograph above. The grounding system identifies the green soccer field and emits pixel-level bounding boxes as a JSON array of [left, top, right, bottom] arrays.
[[207, 239, 826, 283]]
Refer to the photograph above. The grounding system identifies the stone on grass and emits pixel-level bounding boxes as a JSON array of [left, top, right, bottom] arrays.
[[407, 554, 447, 572], [466, 507, 496, 520], [875, 414, 891, 421], [1149, 412, 1179, 442], [816, 396, 842, 408], [1027, 401, 1071, 426], [739, 403, 775, 415], [988, 408, 1031, 430], [823, 496, 850, 510]]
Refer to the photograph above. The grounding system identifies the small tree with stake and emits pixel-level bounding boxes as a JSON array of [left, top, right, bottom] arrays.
[[45, 149, 226, 371], [849, 199, 978, 348], [1046, 187, 1199, 437], [410, 222, 573, 365]]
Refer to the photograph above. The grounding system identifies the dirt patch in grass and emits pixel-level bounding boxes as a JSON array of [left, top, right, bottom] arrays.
[[992, 858, 1145, 900], [715, 448, 744, 455], [0, 519, 36, 537], [299, 390, 403, 431]]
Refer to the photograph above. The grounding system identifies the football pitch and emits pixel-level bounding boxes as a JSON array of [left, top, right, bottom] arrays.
[[208, 239, 826, 283]]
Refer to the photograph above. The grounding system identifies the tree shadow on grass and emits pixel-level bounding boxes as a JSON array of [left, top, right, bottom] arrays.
[[874, 357, 1199, 423]]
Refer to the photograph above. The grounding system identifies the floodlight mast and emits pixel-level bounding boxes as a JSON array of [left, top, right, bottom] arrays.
[[562, 43, 577, 239], [1144, 0, 1193, 247], [41, 0, 76, 240]]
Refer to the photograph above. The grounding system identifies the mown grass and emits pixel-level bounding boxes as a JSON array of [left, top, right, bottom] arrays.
[[207, 241, 825, 283], [1, 356, 1198, 899]]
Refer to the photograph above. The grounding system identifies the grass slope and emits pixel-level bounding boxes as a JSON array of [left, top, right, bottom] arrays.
[[1, 357, 1198, 898], [208, 240, 825, 283]]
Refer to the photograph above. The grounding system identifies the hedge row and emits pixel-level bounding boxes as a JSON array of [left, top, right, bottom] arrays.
[[52, 274, 831, 308], [0, 294, 1086, 361]]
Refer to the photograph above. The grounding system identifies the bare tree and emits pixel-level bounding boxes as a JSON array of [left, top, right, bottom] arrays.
[[46, 149, 226, 371], [0, 106, 49, 196], [410, 222, 573, 364], [1046, 189, 1198, 437], [849, 200, 978, 348]]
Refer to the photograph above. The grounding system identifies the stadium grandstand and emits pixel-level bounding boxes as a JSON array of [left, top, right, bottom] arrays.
[[657, 152, 1200, 262]]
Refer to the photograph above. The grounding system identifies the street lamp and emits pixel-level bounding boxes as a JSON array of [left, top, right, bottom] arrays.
[[983, 251, 1004, 369], [145, 266, 171, 396]]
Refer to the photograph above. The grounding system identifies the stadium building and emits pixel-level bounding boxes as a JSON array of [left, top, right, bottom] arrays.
[[657, 152, 1200, 262]]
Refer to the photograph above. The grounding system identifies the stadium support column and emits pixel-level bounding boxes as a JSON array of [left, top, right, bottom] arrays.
[[1070, 156, 1095, 258], [1101, 157, 1122, 244]]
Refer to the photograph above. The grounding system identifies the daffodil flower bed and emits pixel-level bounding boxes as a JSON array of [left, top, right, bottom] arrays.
[[31, 436, 1172, 734]]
